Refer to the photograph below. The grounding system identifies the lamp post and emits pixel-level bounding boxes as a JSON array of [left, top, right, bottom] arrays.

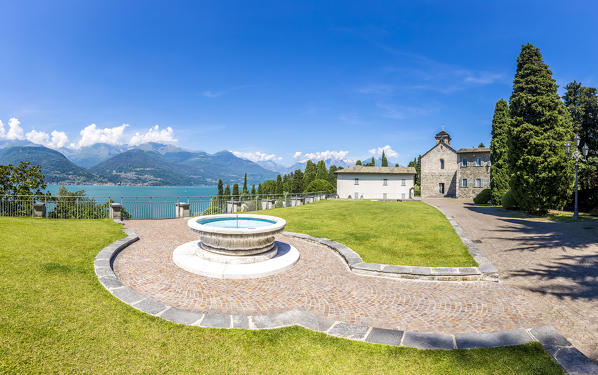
[[564, 134, 589, 220]]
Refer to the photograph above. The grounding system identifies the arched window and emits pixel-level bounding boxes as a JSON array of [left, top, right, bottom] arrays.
[[440, 159, 445, 169]]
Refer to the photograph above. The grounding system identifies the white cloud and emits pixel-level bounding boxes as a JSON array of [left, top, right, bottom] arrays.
[[295, 150, 353, 163], [26, 130, 69, 149], [4, 118, 25, 140], [70, 123, 128, 149], [128, 125, 177, 146], [368, 145, 398, 158], [232, 151, 282, 162]]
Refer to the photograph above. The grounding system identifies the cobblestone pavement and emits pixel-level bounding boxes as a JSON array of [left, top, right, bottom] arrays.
[[427, 198, 598, 362], [115, 218, 543, 334]]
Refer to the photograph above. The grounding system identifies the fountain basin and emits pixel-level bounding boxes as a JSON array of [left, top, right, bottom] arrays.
[[187, 214, 286, 256]]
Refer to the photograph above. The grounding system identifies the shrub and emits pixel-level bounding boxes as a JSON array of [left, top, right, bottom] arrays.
[[413, 185, 421, 197], [501, 189, 518, 210], [473, 188, 491, 204], [303, 179, 335, 195]]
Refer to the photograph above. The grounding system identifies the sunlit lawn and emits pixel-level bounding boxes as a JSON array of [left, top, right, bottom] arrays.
[[0, 217, 566, 374], [267, 200, 476, 267]]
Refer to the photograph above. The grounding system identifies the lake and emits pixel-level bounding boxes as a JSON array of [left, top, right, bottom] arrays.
[[46, 185, 218, 198]]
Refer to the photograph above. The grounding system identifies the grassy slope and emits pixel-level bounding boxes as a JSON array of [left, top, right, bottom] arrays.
[[267, 200, 476, 267], [0, 217, 563, 374]]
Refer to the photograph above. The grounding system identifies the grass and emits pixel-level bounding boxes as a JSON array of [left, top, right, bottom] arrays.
[[546, 210, 598, 222], [266, 200, 476, 267], [0, 217, 565, 374]]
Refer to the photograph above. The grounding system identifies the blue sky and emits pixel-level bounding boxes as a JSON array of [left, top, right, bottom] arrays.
[[1, 1, 597, 166]]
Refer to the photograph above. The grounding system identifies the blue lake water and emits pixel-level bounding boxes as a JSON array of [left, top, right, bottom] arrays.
[[45, 184, 218, 198]]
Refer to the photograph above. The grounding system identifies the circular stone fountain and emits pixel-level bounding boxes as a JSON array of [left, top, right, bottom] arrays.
[[172, 214, 299, 279]]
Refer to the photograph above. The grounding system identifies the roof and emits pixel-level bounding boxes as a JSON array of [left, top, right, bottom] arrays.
[[457, 147, 490, 154], [435, 130, 450, 137], [334, 166, 416, 175], [421, 141, 457, 158]]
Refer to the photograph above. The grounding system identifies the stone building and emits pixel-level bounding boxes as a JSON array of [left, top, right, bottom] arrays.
[[421, 131, 490, 199]]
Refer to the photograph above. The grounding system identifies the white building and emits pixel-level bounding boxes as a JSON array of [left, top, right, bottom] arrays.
[[335, 166, 416, 200]]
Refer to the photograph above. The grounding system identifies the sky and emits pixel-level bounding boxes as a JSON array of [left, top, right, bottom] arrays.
[[1, 1, 597, 166]]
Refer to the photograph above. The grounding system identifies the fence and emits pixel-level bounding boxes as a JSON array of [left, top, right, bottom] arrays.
[[0, 192, 330, 220]]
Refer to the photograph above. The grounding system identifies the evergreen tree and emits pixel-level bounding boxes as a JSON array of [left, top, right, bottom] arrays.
[[315, 160, 327, 180], [381, 151, 388, 167], [224, 184, 231, 198], [303, 161, 316, 190], [328, 165, 338, 186], [232, 183, 239, 197], [217, 179, 223, 197], [283, 174, 292, 193], [251, 184, 256, 197], [355, 160, 362, 166], [276, 174, 283, 194], [292, 169, 304, 193], [478, 142, 486, 148], [508, 44, 574, 214], [371, 157, 375, 166], [242, 173, 249, 195], [257, 183, 262, 196], [395, 163, 399, 167], [490, 99, 511, 205]]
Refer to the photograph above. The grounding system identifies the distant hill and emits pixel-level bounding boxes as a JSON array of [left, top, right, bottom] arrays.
[[62, 143, 127, 168], [90, 149, 203, 186], [0, 146, 105, 184]]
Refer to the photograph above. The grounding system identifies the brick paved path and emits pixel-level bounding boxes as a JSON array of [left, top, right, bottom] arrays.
[[427, 199, 598, 362], [115, 218, 543, 334]]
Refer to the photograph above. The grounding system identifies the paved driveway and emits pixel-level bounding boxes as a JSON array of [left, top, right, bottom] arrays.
[[427, 198, 598, 362]]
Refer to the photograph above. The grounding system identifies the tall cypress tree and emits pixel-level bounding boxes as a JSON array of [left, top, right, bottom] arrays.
[[490, 99, 511, 205], [224, 184, 231, 199], [508, 44, 574, 214], [217, 179, 223, 197], [242, 173, 249, 195], [315, 160, 327, 180], [232, 183, 240, 197], [303, 161, 316, 190], [276, 174, 283, 194], [381, 151, 388, 167]]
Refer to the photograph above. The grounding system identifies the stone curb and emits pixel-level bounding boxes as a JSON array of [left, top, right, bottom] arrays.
[[95, 229, 598, 374], [283, 230, 494, 282]]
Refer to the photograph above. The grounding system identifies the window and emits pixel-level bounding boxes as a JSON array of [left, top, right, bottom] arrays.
[[475, 157, 483, 166], [401, 193, 406, 199], [383, 178, 388, 186], [461, 178, 468, 188], [487, 178, 491, 187], [354, 192, 359, 199], [439, 183, 445, 194], [383, 193, 387, 200], [401, 178, 406, 186], [354, 178, 359, 185], [440, 159, 445, 169], [461, 158, 468, 167], [474, 178, 483, 188]]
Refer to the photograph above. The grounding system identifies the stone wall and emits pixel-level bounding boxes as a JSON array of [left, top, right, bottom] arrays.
[[456, 152, 491, 198], [421, 143, 458, 198]]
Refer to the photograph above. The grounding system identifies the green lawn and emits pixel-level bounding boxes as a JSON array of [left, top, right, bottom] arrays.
[[0, 217, 564, 374], [266, 200, 476, 267]]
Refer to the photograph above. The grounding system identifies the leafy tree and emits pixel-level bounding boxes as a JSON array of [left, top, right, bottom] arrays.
[[283, 174, 292, 194], [315, 160, 327, 180], [355, 160, 362, 166], [0, 162, 46, 196], [328, 165, 338, 186], [478, 142, 486, 148], [381, 151, 388, 167], [292, 169, 304, 193], [407, 156, 421, 185], [303, 179, 336, 194], [508, 44, 574, 214], [490, 99, 511, 205], [261, 180, 277, 195], [232, 183, 239, 197]]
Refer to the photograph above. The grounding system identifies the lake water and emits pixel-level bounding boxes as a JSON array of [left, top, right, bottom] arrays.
[[46, 184, 218, 198]]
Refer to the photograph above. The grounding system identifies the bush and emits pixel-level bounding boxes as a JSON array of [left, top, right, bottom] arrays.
[[501, 189, 518, 210], [473, 188, 491, 204], [303, 179, 335, 195], [413, 185, 421, 197]]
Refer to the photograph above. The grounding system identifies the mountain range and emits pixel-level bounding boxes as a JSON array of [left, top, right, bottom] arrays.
[[0, 141, 277, 186]]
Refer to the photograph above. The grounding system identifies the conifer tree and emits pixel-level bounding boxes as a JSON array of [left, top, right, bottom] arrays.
[[303, 161, 316, 190], [224, 184, 231, 198], [276, 175, 283, 194], [355, 160, 362, 166], [242, 173, 249, 195], [381, 150, 388, 167], [490, 99, 511, 205], [251, 184, 256, 197], [292, 169, 304, 193], [232, 183, 239, 197], [217, 179, 223, 196], [315, 160, 327, 180], [508, 44, 574, 214]]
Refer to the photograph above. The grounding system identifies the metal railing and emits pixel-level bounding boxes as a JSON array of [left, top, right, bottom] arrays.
[[0, 192, 330, 219]]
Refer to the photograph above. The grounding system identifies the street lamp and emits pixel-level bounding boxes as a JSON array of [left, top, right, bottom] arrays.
[[564, 134, 589, 220]]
